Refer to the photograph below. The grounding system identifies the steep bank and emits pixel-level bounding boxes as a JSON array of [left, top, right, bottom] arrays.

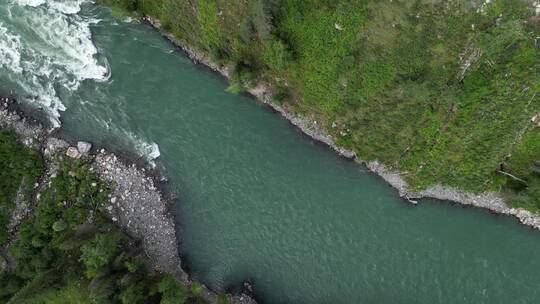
[[140, 15, 540, 230], [0, 97, 256, 304]]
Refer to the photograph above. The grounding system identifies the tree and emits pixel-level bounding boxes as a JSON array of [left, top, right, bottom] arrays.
[[81, 231, 124, 279]]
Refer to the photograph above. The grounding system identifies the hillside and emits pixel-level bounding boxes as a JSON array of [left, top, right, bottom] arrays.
[[104, 0, 540, 211]]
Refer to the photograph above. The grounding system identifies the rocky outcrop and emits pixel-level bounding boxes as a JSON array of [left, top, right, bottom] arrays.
[[66, 146, 81, 159], [0, 97, 45, 149], [93, 151, 188, 281]]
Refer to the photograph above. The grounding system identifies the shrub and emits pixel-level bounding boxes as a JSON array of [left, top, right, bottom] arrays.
[[81, 231, 124, 279], [262, 38, 291, 71]]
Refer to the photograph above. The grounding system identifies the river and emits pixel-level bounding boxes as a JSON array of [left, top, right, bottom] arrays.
[[1, 1, 540, 303]]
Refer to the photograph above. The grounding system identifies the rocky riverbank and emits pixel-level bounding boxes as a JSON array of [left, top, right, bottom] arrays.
[[0, 97, 256, 304], [142, 16, 540, 231]]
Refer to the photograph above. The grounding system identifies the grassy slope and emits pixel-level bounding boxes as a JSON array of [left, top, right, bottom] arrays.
[[0, 130, 210, 304], [103, 0, 540, 211]]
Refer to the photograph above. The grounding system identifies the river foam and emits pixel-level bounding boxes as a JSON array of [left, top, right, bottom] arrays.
[[0, 24, 23, 74], [135, 138, 161, 165], [16, 0, 85, 14], [1, 0, 162, 163], [122, 129, 161, 166], [1, 0, 109, 126]]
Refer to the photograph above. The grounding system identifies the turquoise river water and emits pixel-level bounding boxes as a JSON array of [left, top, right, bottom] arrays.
[[1, 1, 540, 303]]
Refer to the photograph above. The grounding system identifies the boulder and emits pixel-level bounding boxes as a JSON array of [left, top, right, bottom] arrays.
[[44, 138, 69, 158], [77, 141, 92, 154], [66, 147, 81, 159]]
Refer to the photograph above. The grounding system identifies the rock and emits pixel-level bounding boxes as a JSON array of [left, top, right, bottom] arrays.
[[0, 255, 6, 272], [77, 141, 92, 154], [532, 113, 540, 127], [44, 138, 69, 158], [66, 147, 81, 159], [243, 281, 254, 293]]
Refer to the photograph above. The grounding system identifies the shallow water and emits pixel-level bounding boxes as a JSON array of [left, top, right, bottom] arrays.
[[2, 2, 540, 303]]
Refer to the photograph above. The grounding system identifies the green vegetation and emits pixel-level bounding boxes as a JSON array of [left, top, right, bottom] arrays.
[[0, 130, 207, 304], [505, 131, 540, 212], [102, 0, 540, 211], [0, 130, 43, 246]]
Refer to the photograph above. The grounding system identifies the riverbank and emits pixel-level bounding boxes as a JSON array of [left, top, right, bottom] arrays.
[[0, 97, 256, 304], [141, 15, 540, 231]]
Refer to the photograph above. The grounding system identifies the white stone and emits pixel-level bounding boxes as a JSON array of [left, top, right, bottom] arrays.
[[66, 147, 81, 159], [77, 141, 92, 154]]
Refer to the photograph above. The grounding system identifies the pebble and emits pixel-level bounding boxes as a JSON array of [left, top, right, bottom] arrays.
[[93, 151, 187, 281]]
